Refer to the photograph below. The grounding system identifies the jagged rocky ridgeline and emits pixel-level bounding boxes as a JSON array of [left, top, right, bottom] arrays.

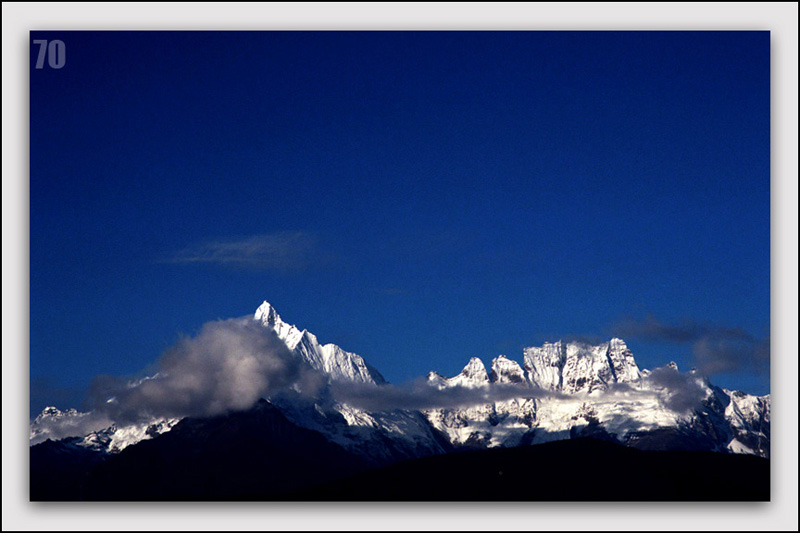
[[31, 301, 770, 461]]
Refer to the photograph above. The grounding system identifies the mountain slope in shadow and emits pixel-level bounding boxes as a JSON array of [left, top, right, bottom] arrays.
[[76, 400, 369, 501], [31, 404, 769, 501], [30, 438, 109, 501], [290, 437, 770, 501]]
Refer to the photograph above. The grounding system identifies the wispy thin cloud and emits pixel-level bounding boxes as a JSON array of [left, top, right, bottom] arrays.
[[162, 232, 320, 271], [614, 315, 769, 377], [329, 379, 566, 413], [691, 336, 770, 377]]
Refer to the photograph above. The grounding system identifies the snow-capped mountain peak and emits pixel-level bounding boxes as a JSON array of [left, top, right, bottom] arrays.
[[424, 338, 769, 458], [522, 338, 641, 393], [254, 300, 281, 325], [254, 300, 305, 349], [34, 406, 77, 421], [254, 301, 385, 385], [523, 340, 567, 391], [29, 405, 179, 451], [455, 357, 490, 387], [490, 355, 526, 384], [426, 358, 491, 390]]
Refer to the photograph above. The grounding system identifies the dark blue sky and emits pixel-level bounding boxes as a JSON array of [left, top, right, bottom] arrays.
[[30, 31, 770, 415]]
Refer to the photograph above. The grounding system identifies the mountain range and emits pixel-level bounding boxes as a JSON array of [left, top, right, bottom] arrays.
[[30, 300, 771, 500]]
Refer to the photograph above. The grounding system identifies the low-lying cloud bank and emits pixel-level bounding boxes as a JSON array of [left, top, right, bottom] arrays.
[[329, 378, 565, 412], [328, 365, 706, 415], [626, 366, 707, 414], [32, 317, 713, 444]]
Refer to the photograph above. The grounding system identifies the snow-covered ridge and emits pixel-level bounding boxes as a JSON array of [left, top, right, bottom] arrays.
[[29, 406, 179, 451], [31, 301, 770, 461], [522, 338, 641, 393], [423, 340, 769, 457], [490, 355, 527, 384], [255, 301, 446, 462], [427, 338, 642, 392], [255, 301, 386, 385], [29, 301, 395, 456]]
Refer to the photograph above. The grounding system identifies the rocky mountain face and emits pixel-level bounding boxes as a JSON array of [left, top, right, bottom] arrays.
[[30, 301, 771, 468]]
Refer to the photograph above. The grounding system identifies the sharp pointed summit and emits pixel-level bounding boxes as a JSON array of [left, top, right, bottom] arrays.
[[254, 300, 282, 326], [254, 300, 385, 385]]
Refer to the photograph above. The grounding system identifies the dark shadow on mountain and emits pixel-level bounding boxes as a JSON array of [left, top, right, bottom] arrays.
[[30, 404, 769, 501], [31, 400, 369, 501], [30, 438, 109, 501], [288, 438, 770, 501]]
